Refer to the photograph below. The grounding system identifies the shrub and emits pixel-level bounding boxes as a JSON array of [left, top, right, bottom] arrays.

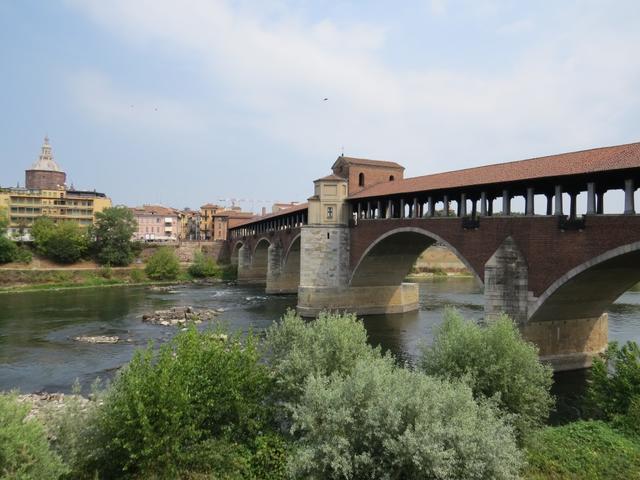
[[188, 251, 219, 278], [145, 247, 180, 280], [524, 420, 640, 480], [129, 268, 146, 283], [420, 308, 554, 441], [288, 356, 523, 480], [0, 236, 18, 264], [0, 393, 68, 479], [83, 328, 279, 478], [14, 246, 33, 264], [264, 310, 381, 402], [586, 341, 640, 422]]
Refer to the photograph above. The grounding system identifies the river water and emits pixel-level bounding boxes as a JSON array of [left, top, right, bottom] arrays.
[[1, 278, 639, 420]]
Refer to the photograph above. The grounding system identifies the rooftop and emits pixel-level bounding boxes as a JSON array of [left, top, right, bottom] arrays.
[[348, 141, 640, 199], [332, 155, 404, 170], [231, 202, 308, 228]]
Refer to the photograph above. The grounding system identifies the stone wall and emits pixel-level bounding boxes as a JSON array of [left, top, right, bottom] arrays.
[[299, 225, 350, 287]]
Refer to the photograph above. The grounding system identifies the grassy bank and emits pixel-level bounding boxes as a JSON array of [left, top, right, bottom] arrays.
[[0, 264, 237, 294]]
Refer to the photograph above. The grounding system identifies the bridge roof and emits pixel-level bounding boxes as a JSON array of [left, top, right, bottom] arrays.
[[348, 141, 640, 199], [230, 202, 308, 228]]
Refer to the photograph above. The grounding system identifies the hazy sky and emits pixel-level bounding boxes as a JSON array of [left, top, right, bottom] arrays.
[[1, 1, 639, 212]]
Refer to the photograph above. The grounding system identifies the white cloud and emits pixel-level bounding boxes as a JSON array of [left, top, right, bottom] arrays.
[[67, 0, 640, 179]]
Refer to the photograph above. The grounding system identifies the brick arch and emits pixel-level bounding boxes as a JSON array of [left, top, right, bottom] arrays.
[[349, 227, 482, 287], [230, 240, 244, 266], [529, 240, 640, 322]]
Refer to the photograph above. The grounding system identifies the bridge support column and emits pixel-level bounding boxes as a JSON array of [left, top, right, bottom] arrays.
[[625, 179, 635, 214], [521, 314, 608, 371], [554, 185, 563, 215], [480, 191, 487, 216], [526, 188, 534, 215], [265, 242, 298, 294], [484, 236, 529, 323], [237, 244, 253, 283], [587, 182, 596, 214]]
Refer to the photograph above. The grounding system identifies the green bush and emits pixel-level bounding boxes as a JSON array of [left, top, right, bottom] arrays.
[[129, 268, 146, 283], [188, 251, 219, 278], [0, 393, 68, 479], [288, 356, 523, 480], [83, 328, 281, 478], [420, 308, 554, 442], [524, 420, 640, 480], [587, 341, 640, 423], [0, 236, 18, 264], [14, 246, 32, 264], [145, 247, 180, 280], [264, 310, 381, 402]]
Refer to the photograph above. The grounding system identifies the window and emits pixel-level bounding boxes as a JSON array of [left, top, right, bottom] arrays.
[[358, 172, 365, 187], [327, 206, 334, 219], [389, 175, 395, 181]]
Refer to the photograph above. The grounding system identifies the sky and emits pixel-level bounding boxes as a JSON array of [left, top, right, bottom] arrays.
[[1, 0, 639, 212]]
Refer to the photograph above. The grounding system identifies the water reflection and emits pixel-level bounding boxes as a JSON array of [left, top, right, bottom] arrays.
[[0, 278, 639, 408]]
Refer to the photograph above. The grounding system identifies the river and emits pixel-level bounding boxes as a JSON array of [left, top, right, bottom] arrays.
[[1, 278, 639, 421]]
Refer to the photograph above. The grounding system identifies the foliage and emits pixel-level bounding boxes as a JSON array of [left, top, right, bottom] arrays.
[[14, 246, 32, 263], [82, 328, 280, 479], [420, 308, 554, 442], [145, 246, 180, 280], [0, 206, 8, 232], [30, 217, 56, 255], [41, 382, 97, 479], [187, 251, 219, 278], [524, 420, 640, 480], [0, 236, 18, 264], [128, 268, 146, 283], [586, 341, 640, 422], [31, 218, 89, 264], [0, 393, 68, 479], [264, 309, 380, 402], [288, 355, 523, 480], [90, 207, 140, 266]]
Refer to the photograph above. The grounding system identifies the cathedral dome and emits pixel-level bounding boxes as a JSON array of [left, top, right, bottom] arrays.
[[30, 136, 63, 172]]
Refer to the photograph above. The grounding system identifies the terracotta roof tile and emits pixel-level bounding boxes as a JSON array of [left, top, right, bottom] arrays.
[[349, 142, 640, 199]]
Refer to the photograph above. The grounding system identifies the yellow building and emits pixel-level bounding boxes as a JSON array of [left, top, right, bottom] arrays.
[[0, 138, 112, 239]]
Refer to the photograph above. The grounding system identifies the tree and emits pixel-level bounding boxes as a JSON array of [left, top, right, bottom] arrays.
[[31, 216, 56, 255], [0, 207, 18, 264], [586, 341, 640, 427], [264, 310, 381, 403], [145, 246, 180, 280], [420, 308, 554, 442], [31, 219, 88, 264], [288, 356, 523, 480], [90, 206, 139, 266]]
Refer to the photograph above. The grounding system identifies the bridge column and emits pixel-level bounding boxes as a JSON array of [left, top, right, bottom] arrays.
[[480, 192, 487, 216], [236, 244, 253, 283], [596, 190, 604, 214], [460, 193, 467, 217], [569, 192, 578, 220], [554, 185, 564, 215], [587, 182, 596, 215], [443, 195, 449, 216], [484, 236, 528, 324], [502, 189, 510, 215], [625, 179, 635, 214], [526, 188, 534, 215], [427, 196, 434, 217], [386, 200, 392, 219]]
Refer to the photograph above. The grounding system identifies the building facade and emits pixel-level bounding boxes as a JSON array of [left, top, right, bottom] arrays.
[[0, 138, 111, 239], [130, 205, 181, 241]]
